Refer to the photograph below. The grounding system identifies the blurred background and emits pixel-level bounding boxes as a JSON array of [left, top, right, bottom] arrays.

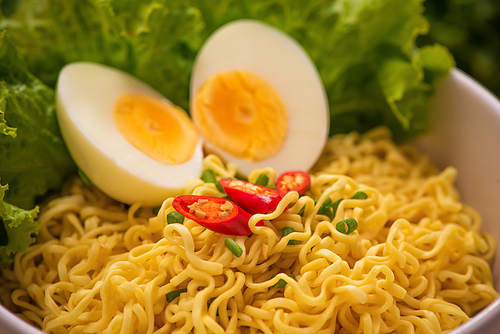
[[419, 0, 500, 97]]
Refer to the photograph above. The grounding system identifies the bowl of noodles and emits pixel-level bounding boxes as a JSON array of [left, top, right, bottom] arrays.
[[1, 0, 500, 332], [1, 67, 500, 334]]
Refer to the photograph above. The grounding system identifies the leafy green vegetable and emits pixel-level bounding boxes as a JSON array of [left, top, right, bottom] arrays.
[[190, 0, 454, 141], [0, 183, 38, 266], [0, 0, 204, 112], [0, 31, 76, 209], [1, 0, 453, 143]]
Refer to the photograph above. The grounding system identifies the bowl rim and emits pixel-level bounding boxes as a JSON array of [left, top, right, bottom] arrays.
[[429, 68, 500, 334]]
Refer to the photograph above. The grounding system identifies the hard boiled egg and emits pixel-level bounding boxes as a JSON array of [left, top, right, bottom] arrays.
[[190, 20, 329, 177], [56, 62, 203, 206]]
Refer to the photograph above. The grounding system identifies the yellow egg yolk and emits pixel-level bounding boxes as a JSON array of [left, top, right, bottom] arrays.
[[113, 94, 199, 165], [193, 70, 288, 161]]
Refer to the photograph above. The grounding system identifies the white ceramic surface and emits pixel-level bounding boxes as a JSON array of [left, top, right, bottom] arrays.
[[416, 69, 500, 334], [1, 68, 500, 333]]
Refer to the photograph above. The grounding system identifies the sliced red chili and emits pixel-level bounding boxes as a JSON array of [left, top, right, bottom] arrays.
[[219, 178, 282, 214], [172, 195, 255, 236], [276, 171, 310, 198]]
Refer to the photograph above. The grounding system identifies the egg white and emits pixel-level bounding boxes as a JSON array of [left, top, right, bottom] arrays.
[[56, 62, 203, 206], [190, 20, 329, 177]]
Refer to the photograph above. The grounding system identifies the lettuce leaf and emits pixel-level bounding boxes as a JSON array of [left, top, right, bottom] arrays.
[[1, 0, 454, 142], [187, 0, 455, 140], [0, 0, 205, 111], [0, 31, 76, 209], [0, 183, 38, 267]]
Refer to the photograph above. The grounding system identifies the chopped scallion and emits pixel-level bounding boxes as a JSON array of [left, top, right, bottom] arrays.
[[281, 226, 297, 245], [152, 206, 160, 215], [201, 169, 224, 192], [254, 173, 269, 186], [167, 211, 185, 224], [201, 169, 217, 183], [351, 191, 368, 200], [331, 199, 343, 218], [315, 192, 367, 220], [317, 197, 334, 219], [225, 237, 243, 257], [166, 288, 187, 302], [271, 273, 295, 288], [335, 218, 358, 235], [297, 205, 306, 216]]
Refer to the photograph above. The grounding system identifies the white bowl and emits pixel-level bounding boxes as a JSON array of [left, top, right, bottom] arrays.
[[1, 68, 500, 333], [416, 68, 500, 334]]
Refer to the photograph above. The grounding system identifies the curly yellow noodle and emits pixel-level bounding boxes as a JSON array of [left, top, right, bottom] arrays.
[[0, 128, 498, 333]]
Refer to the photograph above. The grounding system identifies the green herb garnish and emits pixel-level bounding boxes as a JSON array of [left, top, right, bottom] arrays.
[[167, 211, 184, 224], [152, 206, 160, 215], [336, 218, 358, 235], [316, 192, 367, 220], [271, 274, 295, 288], [281, 226, 297, 245], [166, 288, 187, 302], [254, 173, 269, 186], [317, 197, 334, 220], [351, 191, 368, 200], [201, 169, 224, 192], [225, 237, 243, 257], [331, 199, 343, 218]]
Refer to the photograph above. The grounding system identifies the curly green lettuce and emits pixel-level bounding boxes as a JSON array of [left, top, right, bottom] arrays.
[[0, 31, 76, 210], [1, 0, 454, 140], [0, 183, 38, 267]]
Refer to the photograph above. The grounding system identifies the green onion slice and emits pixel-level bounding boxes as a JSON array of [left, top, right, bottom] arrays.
[[315, 192, 367, 220], [167, 288, 187, 302], [201, 169, 224, 192], [254, 173, 269, 186], [351, 191, 368, 200], [317, 197, 334, 219], [167, 211, 185, 224], [336, 218, 358, 235], [271, 274, 295, 288], [331, 199, 343, 218], [152, 206, 160, 215], [281, 226, 297, 245], [225, 237, 243, 257]]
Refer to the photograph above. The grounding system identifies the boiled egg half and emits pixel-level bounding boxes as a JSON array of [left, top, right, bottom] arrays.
[[56, 62, 203, 206], [190, 20, 329, 177]]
